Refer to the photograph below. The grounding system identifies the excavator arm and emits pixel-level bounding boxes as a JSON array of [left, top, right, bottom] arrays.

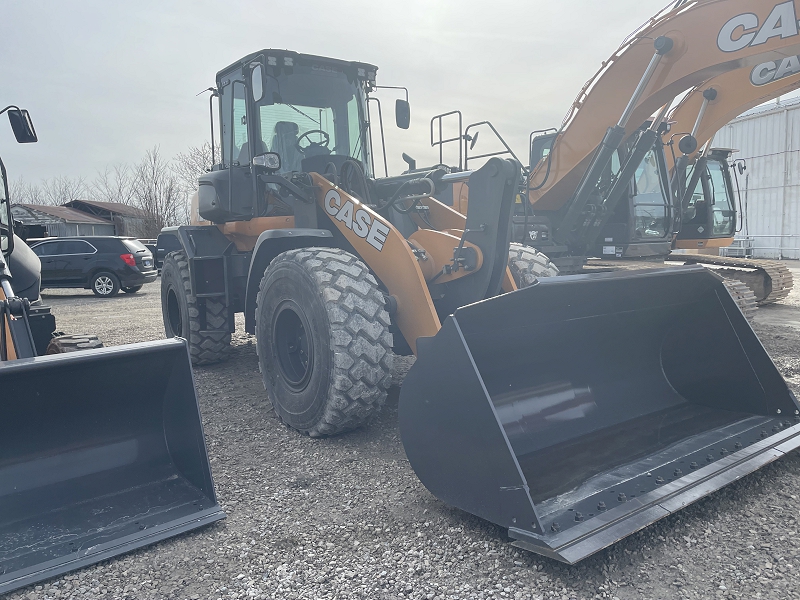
[[668, 67, 800, 169], [529, 0, 800, 212]]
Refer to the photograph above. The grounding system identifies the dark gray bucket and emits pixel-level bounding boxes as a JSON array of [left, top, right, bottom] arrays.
[[0, 338, 224, 594], [400, 266, 800, 563]]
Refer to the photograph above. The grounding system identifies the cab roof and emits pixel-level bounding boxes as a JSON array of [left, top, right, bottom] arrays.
[[216, 49, 378, 84]]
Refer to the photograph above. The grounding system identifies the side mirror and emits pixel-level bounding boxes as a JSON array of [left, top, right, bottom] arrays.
[[252, 152, 281, 172], [251, 63, 264, 103], [395, 99, 410, 130], [8, 109, 37, 144]]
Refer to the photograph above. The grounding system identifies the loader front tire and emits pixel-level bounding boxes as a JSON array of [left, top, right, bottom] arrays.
[[508, 242, 559, 288], [161, 250, 230, 365], [256, 248, 393, 437]]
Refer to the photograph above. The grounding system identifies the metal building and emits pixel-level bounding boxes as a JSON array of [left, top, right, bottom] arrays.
[[10, 204, 115, 238], [63, 200, 152, 238], [714, 97, 800, 259]]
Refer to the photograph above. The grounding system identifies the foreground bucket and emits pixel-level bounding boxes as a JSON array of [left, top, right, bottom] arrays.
[[0, 338, 225, 594], [400, 266, 800, 563]]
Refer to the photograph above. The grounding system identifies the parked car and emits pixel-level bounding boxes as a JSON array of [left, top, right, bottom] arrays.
[[29, 236, 158, 297]]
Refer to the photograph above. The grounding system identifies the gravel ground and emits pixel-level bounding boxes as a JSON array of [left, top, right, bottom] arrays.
[[7, 266, 800, 600]]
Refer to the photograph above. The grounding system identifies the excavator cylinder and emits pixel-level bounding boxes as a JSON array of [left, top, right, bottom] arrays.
[[400, 266, 800, 563], [0, 338, 224, 594]]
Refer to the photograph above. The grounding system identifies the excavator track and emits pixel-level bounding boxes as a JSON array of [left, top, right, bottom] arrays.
[[720, 279, 758, 321], [676, 256, 793, 305]]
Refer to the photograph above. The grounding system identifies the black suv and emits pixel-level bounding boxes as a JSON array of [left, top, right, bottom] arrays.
[[30, 236, 157, 297]]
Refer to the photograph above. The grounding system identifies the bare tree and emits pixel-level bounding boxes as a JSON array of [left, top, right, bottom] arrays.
[[90, 164, 136, 206], [172, 141, 218, 224], [9, 178, 46, 205], [173, 141, 217, 194], [42, 175, 88, 205], [133, 146, 183, 236]]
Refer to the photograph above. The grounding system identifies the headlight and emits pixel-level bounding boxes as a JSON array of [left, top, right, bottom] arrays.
[[253, 152, 281, 171]]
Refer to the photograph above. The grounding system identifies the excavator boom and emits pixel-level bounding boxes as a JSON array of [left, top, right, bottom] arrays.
[[530, 0, 800, 214]]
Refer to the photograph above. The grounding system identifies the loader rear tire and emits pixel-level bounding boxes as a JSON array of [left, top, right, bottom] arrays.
[[256, 248, 393, 437], [161, 250, 230, 365], [508, 242, 559, 288], [45, 334, 103, 354]]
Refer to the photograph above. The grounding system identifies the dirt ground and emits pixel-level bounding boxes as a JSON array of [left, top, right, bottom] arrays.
[[7, 264, 800, 600]]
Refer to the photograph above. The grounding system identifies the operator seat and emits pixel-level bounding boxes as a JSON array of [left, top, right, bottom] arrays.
[[271, 121, 304, 173]]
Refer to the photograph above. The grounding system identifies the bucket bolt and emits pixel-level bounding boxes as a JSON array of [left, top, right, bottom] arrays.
[[597, 501, 607, 511], [707, 454, 715, 462], [734, 442, 742, 450], [761, 430, 768, 438], [690, 462, 699, 470], [674, 469, 682, 477], [551, 522, 561, 533], [655, 476, 665, 485], [618, 493, 627, 502], [773, 425, 782, 432], [720, 448, 728, 456], [574, 512, 584, 522]]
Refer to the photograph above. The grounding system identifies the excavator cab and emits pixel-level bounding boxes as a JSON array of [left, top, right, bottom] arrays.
[[675, 149, 737, 250], [591, 127, 673, 259]]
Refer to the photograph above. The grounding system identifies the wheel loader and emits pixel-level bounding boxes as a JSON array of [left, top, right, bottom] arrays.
[[0, 107, 224, 595], [160, 49, 800, 563]]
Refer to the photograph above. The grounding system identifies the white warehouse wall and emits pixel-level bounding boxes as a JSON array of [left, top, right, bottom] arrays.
[[714, 98, 800, 259]]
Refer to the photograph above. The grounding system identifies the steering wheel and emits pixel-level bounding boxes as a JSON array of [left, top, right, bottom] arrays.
[[296, 129, 331, 153]]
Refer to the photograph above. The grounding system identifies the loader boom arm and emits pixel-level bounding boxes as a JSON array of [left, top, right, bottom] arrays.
[[529, 0, 800, 211]]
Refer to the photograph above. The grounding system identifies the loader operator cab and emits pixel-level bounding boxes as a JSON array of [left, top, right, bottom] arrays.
[[199, 51, 383, 225], [675, 149, 737, 247]]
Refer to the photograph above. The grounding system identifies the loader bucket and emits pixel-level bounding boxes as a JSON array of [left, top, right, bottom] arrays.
[[0, 338, 225, 594], [400, 266, 800, 564]]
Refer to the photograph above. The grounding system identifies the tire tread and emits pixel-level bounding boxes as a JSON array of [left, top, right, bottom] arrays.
[[257, 247, 392, 437]]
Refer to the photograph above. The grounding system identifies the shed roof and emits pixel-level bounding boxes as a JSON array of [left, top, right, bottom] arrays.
[[14, 204, 112, 224], [64, 199, 149, 218]]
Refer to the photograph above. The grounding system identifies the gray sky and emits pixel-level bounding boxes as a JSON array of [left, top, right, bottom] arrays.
[[1, 0, 671, 185]]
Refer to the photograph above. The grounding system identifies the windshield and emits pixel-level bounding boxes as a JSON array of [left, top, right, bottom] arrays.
[[253, 65, 371, 176], [632, 149, 669, 239], [684, 159, 735, 236]]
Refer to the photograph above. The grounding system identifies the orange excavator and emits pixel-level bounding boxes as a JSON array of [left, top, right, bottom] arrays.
[[428, 0, 800, 279], [664, 66, 800, 305]]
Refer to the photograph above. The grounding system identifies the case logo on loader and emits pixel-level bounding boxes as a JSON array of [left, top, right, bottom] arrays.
[[324, 189, 390, 251], [718, 1, 800, 53]]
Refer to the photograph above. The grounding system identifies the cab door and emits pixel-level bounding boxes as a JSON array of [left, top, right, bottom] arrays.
[[198, 74, 256, 221]]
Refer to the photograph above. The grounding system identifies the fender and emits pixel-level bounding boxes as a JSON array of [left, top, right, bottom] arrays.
[[243, 229, 334, 333]]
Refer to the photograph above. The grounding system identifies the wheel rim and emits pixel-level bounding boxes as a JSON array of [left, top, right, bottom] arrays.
[[273, 301, 313, 392], [166, 288, 183, 336], [94, 276, 114, 295]]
